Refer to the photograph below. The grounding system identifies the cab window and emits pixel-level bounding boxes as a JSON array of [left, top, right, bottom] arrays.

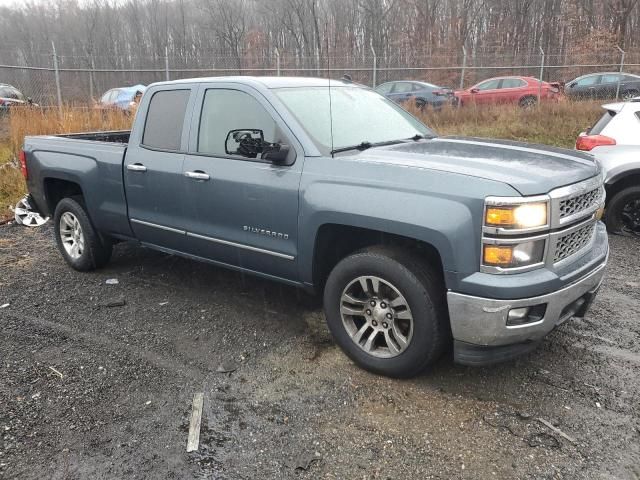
[[197, 89, 277, 158], [142, 89, 190, 151]]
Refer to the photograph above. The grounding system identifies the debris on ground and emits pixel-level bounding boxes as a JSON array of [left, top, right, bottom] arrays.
[[186, 393, 204, 453], [48, 366, 63, 379], [290, 452, 322, 471], [105, 278, 119, 285], [0, 303, 9, 309], [101, 297, 126, 308], [537, 418, 577, 444], [13, 196, 49, 227], [215, 363, 237, 374]]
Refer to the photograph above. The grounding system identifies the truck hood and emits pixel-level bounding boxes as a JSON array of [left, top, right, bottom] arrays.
[[355, 136, 599, 196]]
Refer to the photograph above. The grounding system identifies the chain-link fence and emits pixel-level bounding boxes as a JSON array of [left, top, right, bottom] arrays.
[[2, 46, 640, 107]]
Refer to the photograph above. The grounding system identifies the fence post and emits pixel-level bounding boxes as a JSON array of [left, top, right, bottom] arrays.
[[165, 46, 170, 81], [459, 46, 467, 90], [370, 40, 377, 88], [615, 45, 625, 101], [89, 57, 95, 102], [538, 46, 545, 106], [275, 48, 281, 76], [51, 41, 62, 115]]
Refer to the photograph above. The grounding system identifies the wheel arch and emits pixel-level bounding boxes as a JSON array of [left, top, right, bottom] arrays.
[[605, 170, 640, 205], [310, 223, 446, 294], [43, 177, 85, 215]]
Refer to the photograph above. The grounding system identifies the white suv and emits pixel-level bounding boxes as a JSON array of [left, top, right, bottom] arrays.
[[576, 98, 640, 236]]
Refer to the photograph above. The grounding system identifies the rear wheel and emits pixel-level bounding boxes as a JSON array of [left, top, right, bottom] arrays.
[[519, 95, 537, 108], [621, 89, 639, 101], [54, 197, 112, 271], [323, 246, 449, 378], [605, 186, 640, 237]]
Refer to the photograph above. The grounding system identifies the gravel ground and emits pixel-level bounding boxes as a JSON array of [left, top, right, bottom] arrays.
[[1, 223, 639, 480]]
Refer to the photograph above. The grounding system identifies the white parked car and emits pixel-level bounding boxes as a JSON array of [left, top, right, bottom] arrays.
[[576, 97, 640, 235]]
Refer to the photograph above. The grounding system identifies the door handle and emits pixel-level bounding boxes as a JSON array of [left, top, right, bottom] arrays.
[[185, 171, 210, 181], [127, 163, 147, 172]]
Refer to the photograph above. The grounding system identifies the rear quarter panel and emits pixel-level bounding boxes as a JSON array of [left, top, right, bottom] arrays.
[[25, 136, 132, 236]]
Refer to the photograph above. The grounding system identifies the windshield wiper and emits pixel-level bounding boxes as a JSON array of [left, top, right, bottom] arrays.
[[330, 141, 373, 155], [330, 135, 433, 155]]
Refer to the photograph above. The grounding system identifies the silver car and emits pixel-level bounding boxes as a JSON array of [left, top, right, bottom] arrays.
[[577, 97, 640, 235]]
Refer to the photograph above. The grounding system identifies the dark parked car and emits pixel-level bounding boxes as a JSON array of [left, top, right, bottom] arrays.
[[375, 81, 455, 109], [564, 72, 640, 101], [0, 83, 30, 112]]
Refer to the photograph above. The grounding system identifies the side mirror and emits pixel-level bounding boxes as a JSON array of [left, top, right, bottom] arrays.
[[262, 144, 290, 164], [470, 88, 480, 94], [225, 129, 264, 158]]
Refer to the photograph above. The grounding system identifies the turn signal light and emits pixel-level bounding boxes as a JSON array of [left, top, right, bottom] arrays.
[[485, 207, 515, 226], [483, 245, 514, 266]]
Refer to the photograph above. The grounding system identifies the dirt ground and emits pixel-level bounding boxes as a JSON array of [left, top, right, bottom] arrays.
[[0, 223, 638, 480]]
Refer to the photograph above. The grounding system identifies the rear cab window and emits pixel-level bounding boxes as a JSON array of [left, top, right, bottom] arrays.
[[142, 89, 191, 151]]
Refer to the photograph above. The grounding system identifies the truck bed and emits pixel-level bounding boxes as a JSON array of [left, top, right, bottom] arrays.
[[24, 131, 132, 237], [57, 130, 130, 144]]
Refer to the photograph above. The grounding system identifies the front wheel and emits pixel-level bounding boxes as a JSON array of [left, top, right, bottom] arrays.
[[323, 246, 449, 378], [605, 186, 640, 236], [54, 197, 113, 271]]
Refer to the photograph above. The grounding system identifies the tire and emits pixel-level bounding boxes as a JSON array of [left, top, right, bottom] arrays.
[[53, 197, 112, 271], [519, 96, 537, 108], [621, 89, 639, 101], [323, 246, 449, 378], [605, 185, 640, 237]]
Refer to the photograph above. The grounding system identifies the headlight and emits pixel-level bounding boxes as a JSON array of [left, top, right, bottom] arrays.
[[483, 239, 546, 269], [485, 202, 548, 230]]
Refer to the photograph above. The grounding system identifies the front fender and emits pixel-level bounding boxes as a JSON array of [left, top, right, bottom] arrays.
[[297, 158, 520, 288]]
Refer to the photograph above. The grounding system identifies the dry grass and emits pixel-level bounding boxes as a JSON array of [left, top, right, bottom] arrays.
[[0, 107, 132, 221], [410, 99, 604, 148], [0, 100, 605, 221]]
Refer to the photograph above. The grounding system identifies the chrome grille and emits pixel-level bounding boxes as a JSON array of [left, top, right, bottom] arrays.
[[558, 187, 602, 220], [553, 223, 595, 263]]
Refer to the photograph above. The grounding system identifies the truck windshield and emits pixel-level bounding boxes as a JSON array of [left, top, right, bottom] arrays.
[[274, 86, 434, 155]]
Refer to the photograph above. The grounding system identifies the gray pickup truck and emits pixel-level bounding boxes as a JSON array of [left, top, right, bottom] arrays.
[[21, 77, 609, 377]]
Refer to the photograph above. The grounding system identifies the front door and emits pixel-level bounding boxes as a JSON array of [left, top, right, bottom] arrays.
[[181, 84, 303, 281], [124, 87, 194, 251], [471, 78, 502, 105]]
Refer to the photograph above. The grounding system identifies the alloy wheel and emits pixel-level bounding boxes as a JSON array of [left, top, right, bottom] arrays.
[[59, 212, 85, 259], [621, 198, 640, 236], [339, 275, 414, 358]]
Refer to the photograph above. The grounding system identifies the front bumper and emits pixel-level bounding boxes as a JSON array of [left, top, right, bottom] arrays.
[[448, 249, 608, 366]]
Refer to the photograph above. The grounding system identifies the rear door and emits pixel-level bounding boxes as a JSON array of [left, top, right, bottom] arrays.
[[599, 74, 621, 99], [499, 78, 528, 103], [388, 82, 416, 104], [124, 86, 197, 251], [180, 83, 303, 281]]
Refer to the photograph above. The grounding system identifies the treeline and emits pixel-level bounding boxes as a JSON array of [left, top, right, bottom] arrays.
[[0, 0, 638, 70]]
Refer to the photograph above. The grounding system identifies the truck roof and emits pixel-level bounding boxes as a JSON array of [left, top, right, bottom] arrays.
[[148, 76, 359, 90]]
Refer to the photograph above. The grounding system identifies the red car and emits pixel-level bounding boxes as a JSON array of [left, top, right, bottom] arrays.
[[455, 76, 561, 107]]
